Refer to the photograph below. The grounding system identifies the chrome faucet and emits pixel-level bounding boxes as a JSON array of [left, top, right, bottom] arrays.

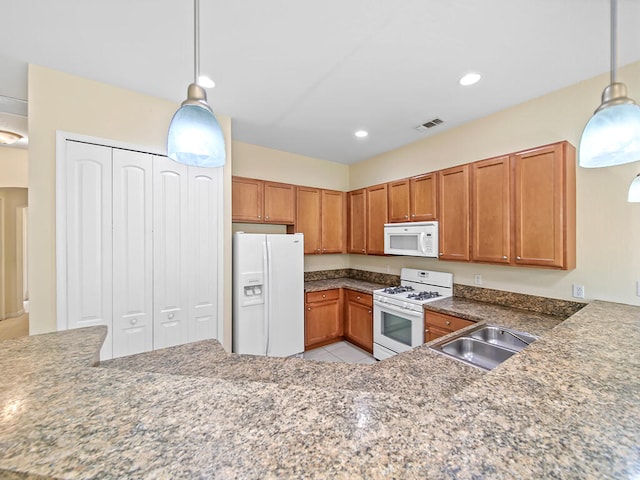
[[500, 329, 531, 346]]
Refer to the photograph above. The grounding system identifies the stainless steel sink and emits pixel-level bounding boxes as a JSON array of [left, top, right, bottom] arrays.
[[440, 337, 517, 370], [469, 325, 538, 352], [429, 324, 539, 371]]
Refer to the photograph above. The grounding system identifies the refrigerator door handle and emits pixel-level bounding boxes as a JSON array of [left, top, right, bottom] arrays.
[[264, 240, 272, 356]]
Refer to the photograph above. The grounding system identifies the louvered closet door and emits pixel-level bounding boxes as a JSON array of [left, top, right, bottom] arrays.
[[112, 149, 153, 358], [153, 156, 189, 349], [187, 167, 220, 342], [65, 141, 113, 359]]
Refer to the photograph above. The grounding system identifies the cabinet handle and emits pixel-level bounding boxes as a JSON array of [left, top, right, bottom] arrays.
[[316, 248, 321, 253], [446, 321, 451, 326], [361, 249, 365, 253], [439, 252, 443, 256], [322, 294, 326, 298], [368, 310, 372, 314], [131, 318, 138, 325], [265, 215, 269, 220], [411, 214, 416, 217], [168, 313, 175, 320], [404, 215, 408, 219], [503, 255, 508, 259], [516, 256, 521, 260], [257, 215, 261, 219], [307, 307, 311, 311], [322, 248, 326, 252], [357, 296, 361, 300]]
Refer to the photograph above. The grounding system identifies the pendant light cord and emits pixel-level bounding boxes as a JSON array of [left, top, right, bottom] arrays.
[[611, 0, 617, 84], [194, 0, 200, 83]]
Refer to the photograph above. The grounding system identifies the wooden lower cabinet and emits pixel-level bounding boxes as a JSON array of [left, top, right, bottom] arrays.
[[344, 290, 373, 353], [424, 311, 474, 342], [304, 289, 343, 350]]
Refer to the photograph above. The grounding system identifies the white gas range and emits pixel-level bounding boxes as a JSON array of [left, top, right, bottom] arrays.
[[373, 268, 453, 360]]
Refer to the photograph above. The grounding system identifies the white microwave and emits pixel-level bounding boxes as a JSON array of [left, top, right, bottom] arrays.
[[383, 221, 439, 257]]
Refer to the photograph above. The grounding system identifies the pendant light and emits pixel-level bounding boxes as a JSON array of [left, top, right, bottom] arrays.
[[167, 0, 226, 168], [0, 130, 23, 145], [579, 0, 640, 168], [628, 173, 640, 202]]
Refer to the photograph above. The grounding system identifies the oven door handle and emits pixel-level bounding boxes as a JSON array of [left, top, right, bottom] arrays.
[[374, 301, 422, 319]]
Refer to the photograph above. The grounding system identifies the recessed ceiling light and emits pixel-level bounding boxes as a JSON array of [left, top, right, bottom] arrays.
[[355, 130, 368, 138], [197, 75, 215, 88], [459, 73, 481, 86]]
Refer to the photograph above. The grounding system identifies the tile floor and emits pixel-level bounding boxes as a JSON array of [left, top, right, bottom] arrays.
[[303, 341, 378, 364]]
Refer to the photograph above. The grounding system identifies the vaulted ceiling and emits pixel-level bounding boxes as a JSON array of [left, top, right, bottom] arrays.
[[2, 0, 639, 163]]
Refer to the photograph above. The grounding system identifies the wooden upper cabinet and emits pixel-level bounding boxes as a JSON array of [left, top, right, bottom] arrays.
[[296, 186, 322, 254], [438, 164, 470, 261], [347, 189, 367, 254], [263, 181, 295, 224], [232, 176, 263, 222], [410, 173, 438, 221], [232, 176, 295, 224], [366, 183, 388, 255], [471, 156, 511, 264], [388, 179, 410, 223], [296, 187, 345, 255], [512, 142, 576, 269], [321, 189, 346, 254]]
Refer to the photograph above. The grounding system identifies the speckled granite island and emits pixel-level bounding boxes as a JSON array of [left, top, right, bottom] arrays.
[[1, 300, 639, 479]]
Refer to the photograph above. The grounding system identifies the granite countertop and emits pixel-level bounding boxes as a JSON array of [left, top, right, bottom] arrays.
[[304, 278, 387, 294], [1, 300, 639, 479]]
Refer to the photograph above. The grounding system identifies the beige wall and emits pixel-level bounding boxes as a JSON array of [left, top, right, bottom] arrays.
[[0, 188, 28, 317], [28, 65, 234, 350], [0, 147, 28, 187], [232, 140, 351, 272], [349, 61, 640, 306]]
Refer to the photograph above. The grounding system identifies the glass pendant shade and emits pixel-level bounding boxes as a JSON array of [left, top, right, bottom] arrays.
[[579, 102, 640, 168], [168, 103, 225, 167], [628, 174, 640, 202]]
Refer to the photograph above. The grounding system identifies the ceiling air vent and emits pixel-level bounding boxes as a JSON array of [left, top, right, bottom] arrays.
[[415, 118, 443, 132]]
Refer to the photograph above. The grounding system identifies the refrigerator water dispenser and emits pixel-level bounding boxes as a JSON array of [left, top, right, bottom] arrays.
[[240, 272, 264, 306]]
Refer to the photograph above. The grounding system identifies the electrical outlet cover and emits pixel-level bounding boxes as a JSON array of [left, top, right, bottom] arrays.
[[572, 284, 585, 299]]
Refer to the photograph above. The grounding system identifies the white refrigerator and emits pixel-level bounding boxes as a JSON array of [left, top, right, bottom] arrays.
[[233, 232, 304, 357]]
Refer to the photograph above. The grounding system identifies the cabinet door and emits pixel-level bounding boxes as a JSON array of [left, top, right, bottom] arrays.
[[305, 293, 342, 349], [321, 189, 346, 253], [153, 156, 189, 349], [344, 291, 373, 353], [297, 186, 322, 254], [366, 184, 388, 255], [347, 189, 367, 254], [471, 156, 511, 264], [425, 325, 450, 342], [264, 181, 295, 224], [513, 143, 575, 269], [410, 173, 437, 221], [65, 141, 113, 360], [388, 179, 410, 223], [112, 149, 153, 358], [438, 165, 470, 261], [187, 166, 221, 343], [232, 176, 263, 222]]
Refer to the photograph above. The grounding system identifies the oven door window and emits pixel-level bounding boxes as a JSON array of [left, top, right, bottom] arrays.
[[381, 311, 413, 347]]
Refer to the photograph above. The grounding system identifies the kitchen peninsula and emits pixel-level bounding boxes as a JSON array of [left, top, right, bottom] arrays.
[[1, 300, 638, 479]]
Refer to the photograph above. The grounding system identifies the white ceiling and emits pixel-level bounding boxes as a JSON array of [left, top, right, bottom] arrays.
[[1, 0, 639, 163]]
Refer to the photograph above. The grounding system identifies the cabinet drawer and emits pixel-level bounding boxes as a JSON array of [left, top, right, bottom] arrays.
[[424, 311, 474, 331], [345, 290, 373, 307], [306, 289, 340, 304]]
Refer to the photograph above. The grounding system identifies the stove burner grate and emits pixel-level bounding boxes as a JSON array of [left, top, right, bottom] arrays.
[[407, 291, 442, 301], [382, 285, 414, 294]]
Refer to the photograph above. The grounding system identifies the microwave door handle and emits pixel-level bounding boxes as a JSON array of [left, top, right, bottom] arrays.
[[419, 232, 427, 254]]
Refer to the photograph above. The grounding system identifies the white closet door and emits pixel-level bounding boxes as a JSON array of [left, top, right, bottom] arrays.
[[153, 156, 188, 349], [112, 149, 153, 358], [187, 166, 220, 342], [65, 141, 113, 359]]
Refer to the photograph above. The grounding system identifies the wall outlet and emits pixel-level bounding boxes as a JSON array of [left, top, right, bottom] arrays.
[[474, 274, 482, 285], [572, 284, 585, 299]]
